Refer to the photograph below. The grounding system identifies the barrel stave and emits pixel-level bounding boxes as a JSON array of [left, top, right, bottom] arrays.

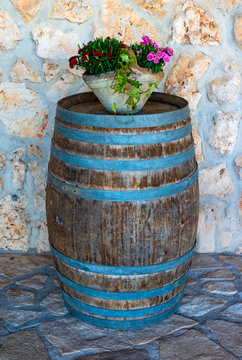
[[46, 92, 199, 328]]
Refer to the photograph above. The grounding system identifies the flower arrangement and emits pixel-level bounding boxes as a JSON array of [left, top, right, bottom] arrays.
[[132, 35, 173, 73], [69, 37, 128, 76], [69, 35, 174, 114]]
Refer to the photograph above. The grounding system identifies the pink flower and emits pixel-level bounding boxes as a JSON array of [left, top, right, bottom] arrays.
[[136, 49, 142, 54], [147, 52, 154, 61], [163, 54, 171, 63], [154, 57, 159, 64], [142, 35, 151, 42], [157, 51, 165, 59], [140, 35, 152, 46], [153, 42, 159, 50], [167, 48, 174, 56]]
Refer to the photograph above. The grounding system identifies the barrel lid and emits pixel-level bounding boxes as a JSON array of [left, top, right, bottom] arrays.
[[56, 92, 189, 128]]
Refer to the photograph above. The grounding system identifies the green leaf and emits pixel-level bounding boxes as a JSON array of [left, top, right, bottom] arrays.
[[120, 54, 129, 62], [112, 102, 117, 113]]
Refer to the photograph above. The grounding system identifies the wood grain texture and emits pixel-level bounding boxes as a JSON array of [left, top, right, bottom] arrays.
[[46, 92, 199, 324]]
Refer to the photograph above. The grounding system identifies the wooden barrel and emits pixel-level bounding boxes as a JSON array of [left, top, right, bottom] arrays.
[[46, 92, 199, 329]]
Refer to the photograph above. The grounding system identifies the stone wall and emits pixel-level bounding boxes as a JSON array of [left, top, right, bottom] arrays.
[[0, 0, 241, 253]]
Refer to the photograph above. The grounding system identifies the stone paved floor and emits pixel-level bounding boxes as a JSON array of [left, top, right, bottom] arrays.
[[0, 253, 241, 360]]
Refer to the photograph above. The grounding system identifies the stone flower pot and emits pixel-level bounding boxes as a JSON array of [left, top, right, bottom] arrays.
[[83, 66, 164, 114]]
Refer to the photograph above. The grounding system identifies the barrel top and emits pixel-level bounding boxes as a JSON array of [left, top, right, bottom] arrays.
[[56, 92, 189, 128]]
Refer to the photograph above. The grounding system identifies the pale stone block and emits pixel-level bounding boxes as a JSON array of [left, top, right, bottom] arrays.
[[43, 63, 61, 82], [94, 0, 157, 44], [11, 148, 27, 189], [0, 195, 29, 251], [26, 145, 44, 160], [224, 60, 241, 75], [0, 82, 48, 138], [163, 53, 211, 115], [221, 231, 233, 248], [196, 205, 217, 253], [199, 164, 234, 198], [164, 53, 211, 96], [192, 126, 204, 162], [10, 0, 45, 22], [29, 161, 46, 215], [0, 178, 3, 193], [235, 247, 242, 255], [10, 58, 41, 83], [234, 156, 242, 179], [69, 66, 85, 77], [0, 154, 6, 169], [132, 0, 167, 18], [50, 0, 93, 23], [208, 75, 241, 105], [186, 92, 202, 119], [215, 0, 236, 13], [61, 70, 76, 83], [172, 1, 221, 46], [0, 11, 22, 50], [36, 222, 50, 253], [46, 80, 73, 103], [32, 25, 79, 60], [209, 111, 241, 155], [234, 16, 242, 49]]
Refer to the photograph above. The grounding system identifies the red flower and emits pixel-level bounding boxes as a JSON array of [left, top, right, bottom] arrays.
[[105, 50, 112, 57], [95, 51, 102, 56], [82, 55, 87, 62], [78, 48, 83, 54], [69, 56, 77, 69], [106, 36, 111, 40], [120, 43, 127, 48]]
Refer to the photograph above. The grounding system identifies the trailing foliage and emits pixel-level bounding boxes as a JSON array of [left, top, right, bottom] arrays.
[[69, 35, 174, 113], [111, 51, 158, 113]]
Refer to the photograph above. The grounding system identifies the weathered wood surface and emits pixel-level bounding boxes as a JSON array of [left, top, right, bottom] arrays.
[[46, 92, 199, 328]]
